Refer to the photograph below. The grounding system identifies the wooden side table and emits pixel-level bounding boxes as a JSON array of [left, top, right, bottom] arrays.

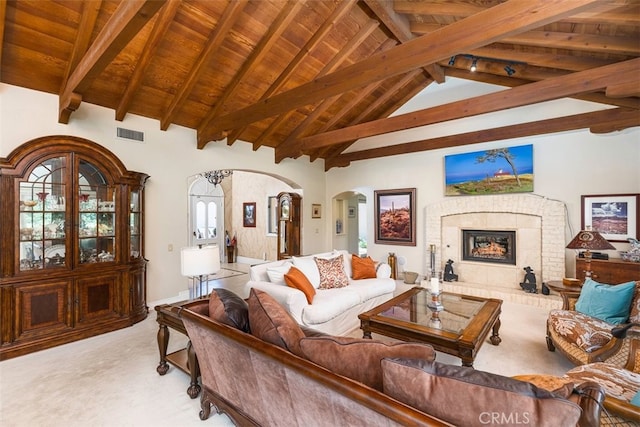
[[546, 280, 582, 294], [155, 302, 201, 398]]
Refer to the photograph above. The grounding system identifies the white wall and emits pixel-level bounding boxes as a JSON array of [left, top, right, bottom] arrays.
[[326, 78, 640, 277], [0, 84, 327, 302], [2, 80, 639, 300]]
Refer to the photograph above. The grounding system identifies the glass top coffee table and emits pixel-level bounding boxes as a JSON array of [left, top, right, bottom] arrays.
[[358, 286, 502, 367]]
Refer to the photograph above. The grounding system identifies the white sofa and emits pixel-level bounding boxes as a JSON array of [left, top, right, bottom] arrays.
[[245, 250, 396, 336]]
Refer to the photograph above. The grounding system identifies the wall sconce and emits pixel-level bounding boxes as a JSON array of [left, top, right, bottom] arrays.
[[504, 65, 516, 76], [181, 245, 221, 298], [470, 58, 478, 72]]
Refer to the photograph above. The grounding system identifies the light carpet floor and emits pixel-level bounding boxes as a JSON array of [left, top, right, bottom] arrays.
[[0, 291, 574, 427]]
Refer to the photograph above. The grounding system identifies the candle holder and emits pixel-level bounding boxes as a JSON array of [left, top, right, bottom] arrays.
[[428, 291, 443, 311], [428, 310, 443, 329]]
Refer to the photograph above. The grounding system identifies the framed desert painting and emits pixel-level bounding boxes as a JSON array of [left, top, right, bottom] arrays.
[[581, 193, 639, 241], [374, 188, 416, 246]]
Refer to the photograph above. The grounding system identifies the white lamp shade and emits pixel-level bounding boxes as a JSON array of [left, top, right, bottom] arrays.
[[181, 245, 221, 277]]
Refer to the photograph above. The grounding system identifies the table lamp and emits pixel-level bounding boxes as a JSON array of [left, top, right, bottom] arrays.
[[181, 245, 221, 298], [566, 229, 615, 279]]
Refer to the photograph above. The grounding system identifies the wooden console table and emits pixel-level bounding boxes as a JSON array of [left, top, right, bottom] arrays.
[[576, 257, 640, 284], [155, 302, 201, 398]]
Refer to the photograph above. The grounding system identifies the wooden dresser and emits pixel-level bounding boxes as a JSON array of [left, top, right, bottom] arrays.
[[576, 257, 640, 284]]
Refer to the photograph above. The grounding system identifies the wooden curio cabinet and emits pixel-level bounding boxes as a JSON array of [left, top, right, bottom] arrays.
[[0, 136, 149, 360], [277, 192, 301, 260]]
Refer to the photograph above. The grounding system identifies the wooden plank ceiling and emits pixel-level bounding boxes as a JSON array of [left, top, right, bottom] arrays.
[[1, 0, 638, 170]]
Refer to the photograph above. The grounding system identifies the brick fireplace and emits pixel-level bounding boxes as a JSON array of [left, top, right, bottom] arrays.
[[425, 194, 566, 308]]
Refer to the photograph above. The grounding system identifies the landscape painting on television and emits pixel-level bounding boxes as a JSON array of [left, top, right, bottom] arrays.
[[444, 144, 534, 196]]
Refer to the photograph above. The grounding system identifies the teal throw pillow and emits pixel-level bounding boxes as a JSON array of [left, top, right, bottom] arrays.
[[575, 278, 636, 324], [632, 390, 640, 407]]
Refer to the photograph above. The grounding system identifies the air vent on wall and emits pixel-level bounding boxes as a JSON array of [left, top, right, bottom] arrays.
[[116, 127, 144, 142]]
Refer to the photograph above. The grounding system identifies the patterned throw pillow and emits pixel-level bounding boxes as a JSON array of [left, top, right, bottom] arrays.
[[315, 256, 349, 289]]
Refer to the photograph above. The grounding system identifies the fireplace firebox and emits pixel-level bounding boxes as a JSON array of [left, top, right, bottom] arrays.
[[462, 230, 516, 265]]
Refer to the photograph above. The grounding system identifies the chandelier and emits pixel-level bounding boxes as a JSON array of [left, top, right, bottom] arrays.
[[203, 170, 233, 186]]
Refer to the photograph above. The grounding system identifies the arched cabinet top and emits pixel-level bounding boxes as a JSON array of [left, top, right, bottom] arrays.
[[0, 135, 148, 185]]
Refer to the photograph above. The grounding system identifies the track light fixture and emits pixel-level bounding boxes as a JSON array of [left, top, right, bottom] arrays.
[[504, 65, 516, 76], [446, 54, 525, 77], [470, 58, 478, 72]]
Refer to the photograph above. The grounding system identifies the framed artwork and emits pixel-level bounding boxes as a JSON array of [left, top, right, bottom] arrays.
[[374, 188, 416, 246], [444, 144, 534, 196], [581, 193, 639, 242], [243, 202, 256, 227], [311, 203, 321, 219], [348, 206, 356, 218]]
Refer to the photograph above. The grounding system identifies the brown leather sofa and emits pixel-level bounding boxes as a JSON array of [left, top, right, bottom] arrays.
[[178, 288, 604, 427]]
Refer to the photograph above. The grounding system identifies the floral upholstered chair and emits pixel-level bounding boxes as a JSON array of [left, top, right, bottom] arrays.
[[563, 326, 640, 426], [546, 280, 640, 367]]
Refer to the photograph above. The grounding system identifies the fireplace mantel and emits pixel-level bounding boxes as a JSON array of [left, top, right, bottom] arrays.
[[425, 194, 566, 307]]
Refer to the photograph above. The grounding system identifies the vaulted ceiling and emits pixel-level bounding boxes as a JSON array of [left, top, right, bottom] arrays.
[[1, 0, 638, 170]]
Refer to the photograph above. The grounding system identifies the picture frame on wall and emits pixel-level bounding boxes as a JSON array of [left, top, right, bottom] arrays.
[[581, 193, 639, 242], [374, 188, 416, 246], [444, 144, 534, 196], [311, 203, 321, 219], [243, 202, 256, 227], [348, 206, 356, 218]]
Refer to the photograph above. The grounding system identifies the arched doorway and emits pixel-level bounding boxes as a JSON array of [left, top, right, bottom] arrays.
[[188, 177, 225, 262], [332, 191, 367, 256], [188, 170, 302, 263]]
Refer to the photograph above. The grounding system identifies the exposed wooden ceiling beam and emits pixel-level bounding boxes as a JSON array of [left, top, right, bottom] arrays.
[[468, 46, 616, 71], [61, 0, 102, 92], [305, 70, 423, 161], [325, 107, 640, 169], [322, 76, 432, 165], [250, 19, 380, 152], [274, 37, 395, 162], [307, 69, 418, 161], [197, 0, 603, 146], [196, 1, 304, 136], [299, 58, 640, 151], [226, 0, 356, 146], [117, 0, 181, 122], [444, 66, 640, 110], [58, 0, 165, 124], [159, 0, 247, 130], [395, 0, 637, 23], [411, 26, 639, 56], [364, 0, 445, 83]]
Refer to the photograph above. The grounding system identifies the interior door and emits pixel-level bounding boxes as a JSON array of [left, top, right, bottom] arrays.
[[189, 178, 224, 261]]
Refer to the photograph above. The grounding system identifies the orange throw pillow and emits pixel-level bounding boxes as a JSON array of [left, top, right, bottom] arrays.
[[351, 255, 377, 280], [284, 266, 316, 304]]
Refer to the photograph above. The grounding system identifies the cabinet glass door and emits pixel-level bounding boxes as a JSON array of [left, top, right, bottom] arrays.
[[18, 156, 68, 271], [130, 190, 142, 259], [78, 160, 116, 264]]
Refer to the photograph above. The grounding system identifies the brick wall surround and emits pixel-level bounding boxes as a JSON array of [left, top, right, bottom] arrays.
[[425, 194, 566, 308]]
